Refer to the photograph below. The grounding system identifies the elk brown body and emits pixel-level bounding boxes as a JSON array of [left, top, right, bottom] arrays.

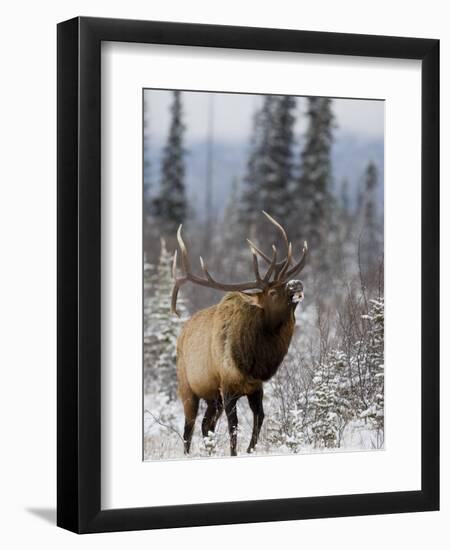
[[172, 212, 308, 456]]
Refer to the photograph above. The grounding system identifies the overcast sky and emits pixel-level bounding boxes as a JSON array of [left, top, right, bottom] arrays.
[[144, 89, 384, 144]]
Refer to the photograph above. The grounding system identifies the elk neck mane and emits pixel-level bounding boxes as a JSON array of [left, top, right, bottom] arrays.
[[218, 292, 295, 382]]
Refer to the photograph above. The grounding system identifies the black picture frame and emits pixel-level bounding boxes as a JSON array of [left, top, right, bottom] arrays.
[[57, 16, 439, 533]]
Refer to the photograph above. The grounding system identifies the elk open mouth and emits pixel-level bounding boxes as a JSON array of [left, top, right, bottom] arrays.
[[291, 291, 304, 304]]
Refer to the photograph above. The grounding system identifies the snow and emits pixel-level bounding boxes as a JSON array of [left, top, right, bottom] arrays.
[[143, 387, 382, 460]]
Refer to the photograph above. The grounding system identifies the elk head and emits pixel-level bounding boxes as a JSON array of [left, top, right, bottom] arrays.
[[171, 211, 308, 324]]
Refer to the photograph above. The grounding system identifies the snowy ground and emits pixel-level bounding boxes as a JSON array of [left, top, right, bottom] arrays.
[[143, 389, 383, 461]]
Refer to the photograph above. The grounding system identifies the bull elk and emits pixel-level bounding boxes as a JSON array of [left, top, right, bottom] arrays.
[[171, 212, 308, 456]]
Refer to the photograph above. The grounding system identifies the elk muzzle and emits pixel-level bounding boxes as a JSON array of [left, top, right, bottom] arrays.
[[286, 279, 304, 305]]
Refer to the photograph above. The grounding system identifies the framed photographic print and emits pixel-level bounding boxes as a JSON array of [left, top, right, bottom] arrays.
[[57, 16, 439, 533]]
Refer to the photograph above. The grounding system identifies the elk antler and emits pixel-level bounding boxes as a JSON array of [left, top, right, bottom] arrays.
[[247, 211, 308, 283], [283, 240, 308, 280], [171, 225, 268, 316], [171, 213, 308, 315]]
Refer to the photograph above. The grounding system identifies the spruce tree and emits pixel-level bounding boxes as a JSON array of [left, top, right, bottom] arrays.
[[340, 177, 350, 215], [240, 95, 296, 238], [240, 96, 274, 229], [143, 93, 152, 209], [143, 238, 188, 400], [153, 91, 188, 237], [360, 298, 384, 444], [308, 350, 352, 448], [362, 161, 379, 246], [143, 95, 156, 261], [356, 160, 381, 271], [309, 361, 339, 448], [263, 95, 296, 222], [295, 97, 335, 247]]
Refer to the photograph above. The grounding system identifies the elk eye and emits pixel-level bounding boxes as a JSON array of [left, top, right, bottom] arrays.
[[268, 289, 277, 298]]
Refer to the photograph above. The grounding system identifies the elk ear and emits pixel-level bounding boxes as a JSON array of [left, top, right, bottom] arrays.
[[239, 291, 264, 308]]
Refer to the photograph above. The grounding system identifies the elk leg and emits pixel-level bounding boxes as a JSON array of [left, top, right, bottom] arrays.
[[182, 394, 199, 454], [224, 394, 239, 456], [247, 389, 265, 453], [201, 398, 223, 437], [213, 397, 224, 431]]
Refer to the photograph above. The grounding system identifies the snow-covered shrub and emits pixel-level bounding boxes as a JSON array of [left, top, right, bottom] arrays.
[[307, 350, 353, 448], [200, 431, 219, 456], [266, 290, 384, 452], [144, 238, 188, 400], [359, 298, 384, 445]]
